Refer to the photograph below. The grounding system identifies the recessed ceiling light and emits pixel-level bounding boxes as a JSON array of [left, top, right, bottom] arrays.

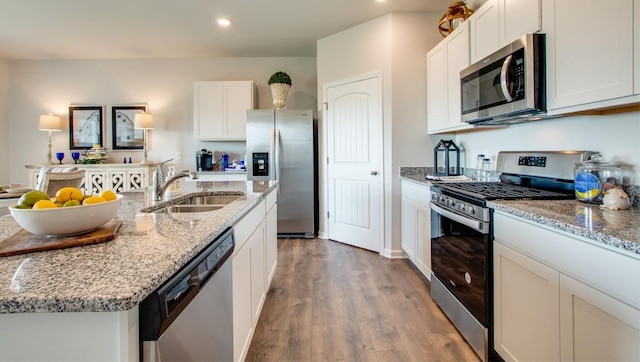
[[217, 18, 231, 27]]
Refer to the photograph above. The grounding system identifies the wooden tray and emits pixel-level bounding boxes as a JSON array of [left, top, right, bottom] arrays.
[[0, 219, 122, 257]]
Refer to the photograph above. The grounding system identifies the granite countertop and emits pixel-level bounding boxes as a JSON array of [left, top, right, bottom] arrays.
[[489, 199, 640, 256], [0, 180, 278, 314], [399, 167, 640, 256]]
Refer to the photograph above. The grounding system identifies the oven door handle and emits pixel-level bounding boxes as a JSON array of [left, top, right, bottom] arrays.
[[430, 203, 489, 234]]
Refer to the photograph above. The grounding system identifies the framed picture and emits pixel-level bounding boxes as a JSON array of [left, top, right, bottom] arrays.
[[111, 105, 148, 150], [69, 106, 104, 150]]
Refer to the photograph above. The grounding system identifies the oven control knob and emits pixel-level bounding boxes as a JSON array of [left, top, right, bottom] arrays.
[[446, 199, 455, 207], [466, 206, 475, 214], [457, 202, 465, 211], [438, 195, 446, 203]]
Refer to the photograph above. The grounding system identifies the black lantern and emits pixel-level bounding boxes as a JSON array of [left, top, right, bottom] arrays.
[[434, 139, 461, 176]]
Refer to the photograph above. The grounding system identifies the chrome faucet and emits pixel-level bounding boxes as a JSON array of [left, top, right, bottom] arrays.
[[152, 159, 199, 201]]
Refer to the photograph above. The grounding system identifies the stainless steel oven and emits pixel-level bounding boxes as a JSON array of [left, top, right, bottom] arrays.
[[430, 190, 492, 361], [429, 151, 595, 362]]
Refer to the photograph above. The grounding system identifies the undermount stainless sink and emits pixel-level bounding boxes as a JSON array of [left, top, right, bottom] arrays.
[[151, 195, 241, 213], [173, 195, 241, 206]]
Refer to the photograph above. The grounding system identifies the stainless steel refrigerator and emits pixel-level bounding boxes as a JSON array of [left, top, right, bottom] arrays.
[[246, 109, 316, 238]]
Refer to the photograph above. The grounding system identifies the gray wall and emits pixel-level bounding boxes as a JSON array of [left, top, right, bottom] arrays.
[[6, 57, 317, 185]]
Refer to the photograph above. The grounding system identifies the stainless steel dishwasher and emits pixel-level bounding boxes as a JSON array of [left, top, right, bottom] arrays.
[[139, 227, 235, 361]]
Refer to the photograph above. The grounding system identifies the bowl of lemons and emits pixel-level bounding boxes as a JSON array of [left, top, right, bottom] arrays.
[[9, 188, 122, 236]]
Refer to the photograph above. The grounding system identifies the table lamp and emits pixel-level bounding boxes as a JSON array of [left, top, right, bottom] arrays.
[[38, 114, 62, 165], [134, 112, 154, 164]]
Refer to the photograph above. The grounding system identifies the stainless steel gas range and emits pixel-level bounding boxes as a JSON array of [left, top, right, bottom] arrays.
[[429, 151, 594, 362]]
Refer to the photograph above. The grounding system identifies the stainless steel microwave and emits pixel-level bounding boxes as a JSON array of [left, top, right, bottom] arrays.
[[460, 33, 547, 125]]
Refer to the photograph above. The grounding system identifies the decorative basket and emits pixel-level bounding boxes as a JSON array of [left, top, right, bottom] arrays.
[[438, 1, 474, 37], [270, 83, 290, 109]]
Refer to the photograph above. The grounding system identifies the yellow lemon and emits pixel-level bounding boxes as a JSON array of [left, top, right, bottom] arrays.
[[32, 200, 58, 209], [99, 190, 117, 201], [82, 196, 107, 205], [55, 187, 84, 203]]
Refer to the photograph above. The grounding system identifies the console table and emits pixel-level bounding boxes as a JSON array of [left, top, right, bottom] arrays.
[[25, 164, 158, 194]]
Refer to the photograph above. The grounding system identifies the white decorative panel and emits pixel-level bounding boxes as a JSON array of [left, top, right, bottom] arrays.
[[332, 94, 369, 163], [333, 179, 370, 229]]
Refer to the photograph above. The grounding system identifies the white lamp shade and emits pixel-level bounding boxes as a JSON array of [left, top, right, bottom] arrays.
[[38, 114, 62, 131], [134, 113, 154, 129]]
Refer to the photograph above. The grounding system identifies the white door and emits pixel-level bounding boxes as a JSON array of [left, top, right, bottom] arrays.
[[325, 74, 383, 252]]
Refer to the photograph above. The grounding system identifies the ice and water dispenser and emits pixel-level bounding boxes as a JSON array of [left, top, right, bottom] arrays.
[[252, 152, 269, 177]]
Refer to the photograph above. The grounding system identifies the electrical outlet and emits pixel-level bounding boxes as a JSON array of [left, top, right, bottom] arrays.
[[175, 151, 182, 160]]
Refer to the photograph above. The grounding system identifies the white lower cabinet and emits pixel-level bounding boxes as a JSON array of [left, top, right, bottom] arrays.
[[493, 241, 560, 361], [493, 211, 640, 362], [559, 274, 640, 362], [232, 238, 253, 362], [231, 188, 278, 362], [265, 191, 278, 286], [250, 220, 266, 325], [401, 180, 432, 279]]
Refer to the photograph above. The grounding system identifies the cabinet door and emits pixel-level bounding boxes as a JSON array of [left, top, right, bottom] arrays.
[[265, 203, 278, 286], [499, 0, 541, 46], [223, 82, 253, 140], [194, 82, 224, 140], [469, 0, 499, 63], [559, 274, 640, 362], [401, 196, 417, 260], [250, 220, 266, 326], [401, 181, 432, 279], [426, 43, 448, 133], [493, 242, 560, 362], [445, 21, 470, 128], [427, 23, 472, 134], [544, 0, 634, 111], [232, 243, 252, 361], [86, 171, 107, 194]]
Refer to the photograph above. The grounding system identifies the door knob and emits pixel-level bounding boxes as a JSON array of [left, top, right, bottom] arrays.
[[370, 171, 378, 175]]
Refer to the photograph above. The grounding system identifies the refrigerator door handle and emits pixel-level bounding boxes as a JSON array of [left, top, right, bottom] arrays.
[[274, 128, 281, 181]]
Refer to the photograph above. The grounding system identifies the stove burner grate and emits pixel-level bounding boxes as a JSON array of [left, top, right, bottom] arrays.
[[436, 182, 574, 200]]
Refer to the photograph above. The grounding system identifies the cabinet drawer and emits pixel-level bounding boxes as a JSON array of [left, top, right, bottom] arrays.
[[233, 199, 265, 253], [401, 180, 431, 206]]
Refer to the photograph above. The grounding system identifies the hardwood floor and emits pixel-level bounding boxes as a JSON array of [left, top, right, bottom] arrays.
[[246, 238, 479, 361]]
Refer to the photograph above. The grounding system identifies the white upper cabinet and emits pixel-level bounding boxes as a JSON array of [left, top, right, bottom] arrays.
[[427, 21, 472, 134], [469, 0, 500, 63], [426, 42, 447, 132], [499, 0, 541, 47], [470, 0, 541, 64], [543, 0, 636, 113], [193, 81, 255, 141]]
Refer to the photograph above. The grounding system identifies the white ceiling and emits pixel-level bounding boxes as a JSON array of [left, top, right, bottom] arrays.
[[0, 0, 455, 60]]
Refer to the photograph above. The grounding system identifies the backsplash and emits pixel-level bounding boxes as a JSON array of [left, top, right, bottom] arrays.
[[400, 167, 640, 208]]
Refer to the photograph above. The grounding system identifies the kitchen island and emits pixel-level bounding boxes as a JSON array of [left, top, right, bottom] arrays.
[[0, 180, 277, 361]]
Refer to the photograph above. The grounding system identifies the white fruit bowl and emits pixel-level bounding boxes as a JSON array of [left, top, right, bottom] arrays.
[[9, 195, 123, 236]]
